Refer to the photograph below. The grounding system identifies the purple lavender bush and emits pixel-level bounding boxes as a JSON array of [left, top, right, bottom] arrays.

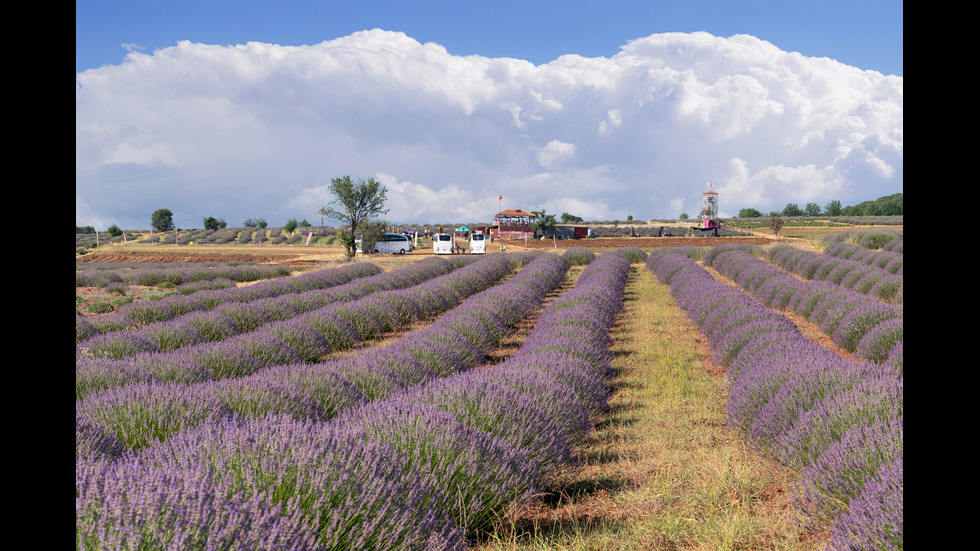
[[116, 300, 177, 328], [180, 340, 266, 379], [826, 458, 903, 551], [76, 315, 100, 343], [215, 301, 274, 332], [132, 415, 467, 549], [406, 371, 576, 477], [258, 363, 367, 419], [259, 319, 332, 363], [794, 416, 903, 528], [75, 414, 126, 461], [138, 320, 208, 352], [76, 457, 323, 550], [76, 358, 153, 401], [335, 394, 541, 535], [775, 368, 903, 470], [209, 374, 326, 421], [180, 310, 242, 342], [831, 302, 903, 353], [75, 380, 234, 451], [77, 332, 162, 360]]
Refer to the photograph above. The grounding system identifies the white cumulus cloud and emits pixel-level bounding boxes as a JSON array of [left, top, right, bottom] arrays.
[[76, 29, 902, 228]]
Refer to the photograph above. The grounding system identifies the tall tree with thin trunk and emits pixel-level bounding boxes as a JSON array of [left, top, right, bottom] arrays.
[[319, 176, 389, 260]]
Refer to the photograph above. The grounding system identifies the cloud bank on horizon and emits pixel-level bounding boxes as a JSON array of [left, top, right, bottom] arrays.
[[75, 29, 902, 230]]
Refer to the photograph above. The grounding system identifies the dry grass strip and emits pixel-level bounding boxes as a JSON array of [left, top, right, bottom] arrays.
[[479, 265, 824, 551]]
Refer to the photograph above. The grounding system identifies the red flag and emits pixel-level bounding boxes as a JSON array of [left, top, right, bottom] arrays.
[[498, 195, 502, 200]]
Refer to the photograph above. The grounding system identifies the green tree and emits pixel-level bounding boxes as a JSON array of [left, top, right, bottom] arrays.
[[781, 203, 803, 217], [531, 209, 557, 237], [76, 225, 96, 234], [106, 224, 123, 237], [560, 212, 583, 223], [319, 175, 389, 260], [299, 219, 311, 227], [679, 213, 689, 220], [804, 203, 821, 216], [151, 209, 174, 232], [203, 216, 227, 231], [824, 199, 842, 216], [283, 218, 298, 233], [737, 208, 763, 218], [358, 220, 386, 254]]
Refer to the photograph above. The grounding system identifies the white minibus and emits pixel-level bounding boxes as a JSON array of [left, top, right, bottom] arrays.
[[432, 233, 453, 255], [469, 232, 486, 254], [371, 233, 413, 254]]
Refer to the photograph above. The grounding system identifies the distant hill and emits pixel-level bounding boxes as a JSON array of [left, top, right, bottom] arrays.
[[841, 193, 902, 216]]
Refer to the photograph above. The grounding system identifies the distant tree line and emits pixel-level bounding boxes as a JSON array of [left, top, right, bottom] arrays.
[[736, 193, 903, 218]]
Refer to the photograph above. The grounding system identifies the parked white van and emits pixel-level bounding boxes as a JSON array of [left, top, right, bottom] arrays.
[[432, 233, 453, 255], [469, 232, 486, 254], [369, 233, 413, 254]]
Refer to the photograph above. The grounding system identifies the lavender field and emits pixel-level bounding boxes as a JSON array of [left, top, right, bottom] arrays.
[[76, 240, 902, 550]]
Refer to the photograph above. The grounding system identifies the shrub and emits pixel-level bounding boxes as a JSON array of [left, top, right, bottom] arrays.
[[259, 320, 332, 363], [216, 302, 272, 333], [139, 322, 207, 353], [131, 416, 465, 549], [78, 333, 161, 361], [261, 363, 366, 419], [87, 301, 115, 314], [75, 381, 233, 451], [181, 311, 241, 342], [854, 317, 904, 364], [831, 303, 902, 353], [827, 458, 903, 551], [181, 341, 265, 380], [117, 301, 176, 328], [337, 394, 540, 535], [562, 247, 596, 265]]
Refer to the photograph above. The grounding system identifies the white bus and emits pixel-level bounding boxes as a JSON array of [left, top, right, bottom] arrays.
[[364, 233, 413, 254], [469, 231, 486, 254], [432, 233, 453, 254]]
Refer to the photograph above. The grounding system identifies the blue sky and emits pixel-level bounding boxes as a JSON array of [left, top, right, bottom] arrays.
[[77, 1, 902, 77], [76, 1, 902, 230]]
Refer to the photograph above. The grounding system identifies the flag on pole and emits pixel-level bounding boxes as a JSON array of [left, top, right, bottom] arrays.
[[498, 195, 502, 200]]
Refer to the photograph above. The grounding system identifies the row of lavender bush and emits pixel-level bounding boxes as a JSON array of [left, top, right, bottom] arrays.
[[76, 261, 411, 344], [646, 248, 902, 550], [764, 244, 903, 304], [78, 249, 624, 548], [821, 228, 903, 253], [702, 245, 902, 367], [821, 240, 903, 269], [75, 254, 524, 401], [76, 262, 292, 288], [77, 261, 385, 342]]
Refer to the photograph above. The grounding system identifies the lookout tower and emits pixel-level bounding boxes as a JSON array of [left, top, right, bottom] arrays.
[[700, 183, 719, 229]]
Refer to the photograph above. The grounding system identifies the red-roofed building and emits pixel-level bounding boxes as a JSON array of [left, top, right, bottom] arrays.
[[493, 209, 536, 239]]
